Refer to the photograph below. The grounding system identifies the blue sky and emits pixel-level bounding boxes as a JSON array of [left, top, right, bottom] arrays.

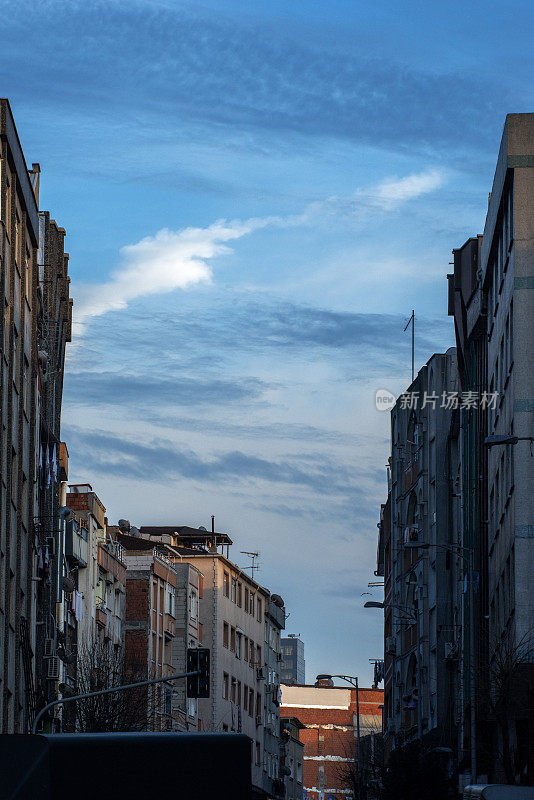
[[3, 0, 533, 685]]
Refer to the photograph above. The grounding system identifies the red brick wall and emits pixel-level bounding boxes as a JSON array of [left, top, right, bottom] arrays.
[[281, 687, 383, 800], [126, 578, 149, 620]]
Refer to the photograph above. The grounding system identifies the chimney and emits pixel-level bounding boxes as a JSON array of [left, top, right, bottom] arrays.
[[29, 163, 40, 204]]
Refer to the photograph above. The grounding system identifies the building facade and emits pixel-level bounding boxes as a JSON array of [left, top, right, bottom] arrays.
[[280, 681, 383, 800], [1, 99, 71, 733], [281, 635, 305, 685], [448, 113, 534, 783], [280, 716, 305, 800], [380, 350, 461, 760], [263, 594, 286, 799]]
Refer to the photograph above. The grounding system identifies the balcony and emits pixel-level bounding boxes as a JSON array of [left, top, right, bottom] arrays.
[[98, 541, 126, 584], [163, 613, 175, 638], [95, 606, 107, 629], [65, 520, 88, 568]]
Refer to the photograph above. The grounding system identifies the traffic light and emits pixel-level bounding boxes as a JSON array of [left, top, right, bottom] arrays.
[[187, 648, 210, 698]]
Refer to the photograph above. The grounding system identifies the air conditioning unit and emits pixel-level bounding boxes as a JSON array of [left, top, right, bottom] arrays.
[[47, 657, 60, 680], [255, 715, 262, 727], [44, 638, 54, 657], [404, 526, 422, 547], [256, 667, 265, 681], [385, 636, 396, 655]]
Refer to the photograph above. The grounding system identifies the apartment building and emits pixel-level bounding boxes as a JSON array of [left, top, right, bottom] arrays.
[[448, 113, 534, 783], [280, 716, 305, 800], [129, 522, 286, 799], [116, 527, 201, 731], [379, 351, 461, 759], [280, 680, 383, 800], [280, 635, 305, 685], [263, 593, 286, 799], [0, 100, 71, 732]]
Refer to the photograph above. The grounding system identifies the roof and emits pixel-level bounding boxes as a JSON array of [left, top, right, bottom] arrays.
[[139, 525, 233, 545]]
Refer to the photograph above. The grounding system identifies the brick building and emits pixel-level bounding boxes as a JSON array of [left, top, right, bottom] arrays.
[[117, 528, 201, 731], [280, 680, 383, 800]]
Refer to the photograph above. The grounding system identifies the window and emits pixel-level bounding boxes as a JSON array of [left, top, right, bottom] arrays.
[[248, 690, 254, 716], [189, 588, 198, 620], [223, 673, 229, 700], [223, 572, 229, 597], [256, 692, 261, 719], [237, 681, 242, 706], [255, 742, 261, 766], [256, 644, 261, 666], [257, 598, 262, 622], [231, 577, 237, 603], [243, 636, 249, 662], [231, 677, 237, 703], [249, 640, 255, 666], [230, 627, 236, 652], [236, 631, 242, 659], [243, 686, 248, 710], [237, 582, 242, 607], [249, 593, 255, 616], [199, 574, 204, 599], [244, 588, 249, 613], [223, 622, 229, 648]]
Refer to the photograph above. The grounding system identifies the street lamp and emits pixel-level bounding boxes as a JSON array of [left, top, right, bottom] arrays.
[[315, 673, 362, 799], [484, 434, 534, 447], [363, 601, 418, 624]]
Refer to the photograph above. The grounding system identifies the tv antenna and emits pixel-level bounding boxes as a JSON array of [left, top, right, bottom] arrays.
[[240, 551, 260, 580], [404, 309, 415, 383]]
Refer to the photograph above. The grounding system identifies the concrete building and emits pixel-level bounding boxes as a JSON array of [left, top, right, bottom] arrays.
[[263, 593, 286, 800], [281, 635, 305, 685], [280, 716, 305, 800], [448, 113, 534, 783], [116, 525, 201, 731], [122, 522, 287, 799], [0, 99, 71, 732], [379, 350, 461, 759], [280, 680, 383, 800]]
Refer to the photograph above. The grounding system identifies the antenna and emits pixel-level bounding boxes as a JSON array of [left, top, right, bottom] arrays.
[[240, 551, 260, 580], [404, 309, 415, 383]]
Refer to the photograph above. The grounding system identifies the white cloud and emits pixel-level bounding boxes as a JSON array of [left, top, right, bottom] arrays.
[[73, 217, 275, 332], [72, 169, 445, 333], [370, 168, 445, 209]]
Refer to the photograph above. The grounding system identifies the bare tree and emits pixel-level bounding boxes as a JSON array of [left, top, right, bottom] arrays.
[[336, 714, 383, 799], [484, 629, 534, 784], [66, 639, 152, 732]]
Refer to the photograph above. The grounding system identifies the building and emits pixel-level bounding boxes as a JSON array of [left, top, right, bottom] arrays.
[[280, 680, 383, 800], [115, 524, 202, 731], [281, 635, 305, 685], [280, 716, 305, 800], [119, 522, 287, 799], [263, 593, 286, 799], [448, 113, 534, 784], [0, 99, 71, 733], [378, 350, 461, 763]]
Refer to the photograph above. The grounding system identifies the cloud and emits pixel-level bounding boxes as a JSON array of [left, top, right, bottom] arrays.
[[370, 169, 445, 209], [72, 169, 445, 331], [64, 372, 267, 408], [63, 427, 371, 497], [73, 217, 275, 329]]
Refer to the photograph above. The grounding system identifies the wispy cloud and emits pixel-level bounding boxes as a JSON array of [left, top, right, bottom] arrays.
[[73, 169, 444, 330]]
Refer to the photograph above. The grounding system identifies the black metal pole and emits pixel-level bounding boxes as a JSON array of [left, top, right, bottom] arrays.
[[32, 670, 200, 734]]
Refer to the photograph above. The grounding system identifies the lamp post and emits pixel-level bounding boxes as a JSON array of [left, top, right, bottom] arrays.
[[316, 673, 362, 800]]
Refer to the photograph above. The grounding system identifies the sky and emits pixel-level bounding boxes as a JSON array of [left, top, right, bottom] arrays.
[[2, 0, 534, 686]]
